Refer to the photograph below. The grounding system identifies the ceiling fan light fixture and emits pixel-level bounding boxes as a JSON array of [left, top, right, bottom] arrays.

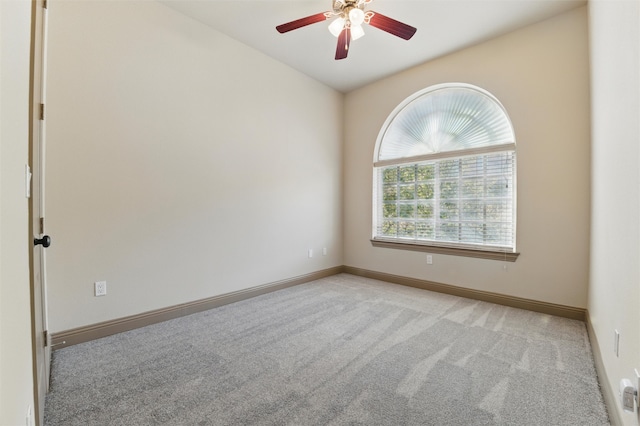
[[351, 24, 365, 40], [328, 17, 345, 37], [349, 8, 365, 26]]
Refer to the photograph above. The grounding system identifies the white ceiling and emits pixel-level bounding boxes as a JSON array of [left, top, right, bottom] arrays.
[[159, 0, 585, 93]]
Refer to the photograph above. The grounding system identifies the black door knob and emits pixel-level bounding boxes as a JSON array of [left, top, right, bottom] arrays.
[[34, 235, 51, 248]]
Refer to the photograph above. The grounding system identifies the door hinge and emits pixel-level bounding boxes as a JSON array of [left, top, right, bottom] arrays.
[[43, 0, 47, 9], [39, 217, 44, 234], [43, 330, 49, 347], [39, 103, 45, 121]]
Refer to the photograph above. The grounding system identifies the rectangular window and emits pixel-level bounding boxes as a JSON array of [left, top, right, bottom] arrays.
[[374, 151, 516, 252]]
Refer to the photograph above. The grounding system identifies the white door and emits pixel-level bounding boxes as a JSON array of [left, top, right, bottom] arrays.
[[30, 1, 50, 425]]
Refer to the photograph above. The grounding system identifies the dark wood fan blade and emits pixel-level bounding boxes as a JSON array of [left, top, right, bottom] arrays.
[[276, 12, 329, 33], [367, 11, 416, 40], [335, 27, 351, 60]]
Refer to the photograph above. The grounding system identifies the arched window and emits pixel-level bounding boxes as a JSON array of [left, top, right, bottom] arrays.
[[372, 83, 518, 260]]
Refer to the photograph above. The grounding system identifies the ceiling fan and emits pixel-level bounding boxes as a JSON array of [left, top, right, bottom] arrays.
[[276, 0, 417, 60]]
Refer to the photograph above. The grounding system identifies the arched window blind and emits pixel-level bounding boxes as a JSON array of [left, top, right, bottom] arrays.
[[372, 84, 518, 258]]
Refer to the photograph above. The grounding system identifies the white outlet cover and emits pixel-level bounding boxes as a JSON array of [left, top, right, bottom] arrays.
[[95, 281, 107, 296], [620, 378, 635, 412]]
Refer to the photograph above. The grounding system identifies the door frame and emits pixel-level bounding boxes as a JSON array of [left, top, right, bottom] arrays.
[[28, 0, 50, 425]]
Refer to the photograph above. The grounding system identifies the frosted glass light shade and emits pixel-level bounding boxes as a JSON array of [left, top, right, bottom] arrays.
[[377, 85, 515, 161], [351, 24, 365, 40], [349, 8, 365, 26], [328, 18, 345, 37]]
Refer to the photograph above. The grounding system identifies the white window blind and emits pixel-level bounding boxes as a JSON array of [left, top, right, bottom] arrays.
[[377, 86, 515, 162], [373, 84, 517, 254]]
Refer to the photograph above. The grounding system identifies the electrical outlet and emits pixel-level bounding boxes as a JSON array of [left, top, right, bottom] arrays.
[[323, 247, 327, 256], [308, 249, 313, 258], [95, 281, 107, 297], [426, 255, 433, 264], [620, 378, 636, 412]]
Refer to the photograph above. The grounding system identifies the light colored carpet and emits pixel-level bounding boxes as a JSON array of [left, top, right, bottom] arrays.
[[45, 273, 609, 425]]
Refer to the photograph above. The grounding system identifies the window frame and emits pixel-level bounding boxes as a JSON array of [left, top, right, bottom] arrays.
[[371, 83, 519, 261]]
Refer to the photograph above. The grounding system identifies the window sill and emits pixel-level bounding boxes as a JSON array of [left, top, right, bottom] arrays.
[[370, 239, 520, 262]]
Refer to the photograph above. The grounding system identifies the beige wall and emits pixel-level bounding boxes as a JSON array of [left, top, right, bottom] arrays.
[[344, 7, 591, 309], [0, 0, 36, 424], [7, 0, 639, 423], [44, 1, 343, 332], [589, 0, 640, 424]]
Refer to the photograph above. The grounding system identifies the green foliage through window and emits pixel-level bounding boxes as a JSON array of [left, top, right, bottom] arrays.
[[376, 152, 515, 249]]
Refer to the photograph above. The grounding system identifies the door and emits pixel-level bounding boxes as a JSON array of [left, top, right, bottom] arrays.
[[30, 1, 50, 425]]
